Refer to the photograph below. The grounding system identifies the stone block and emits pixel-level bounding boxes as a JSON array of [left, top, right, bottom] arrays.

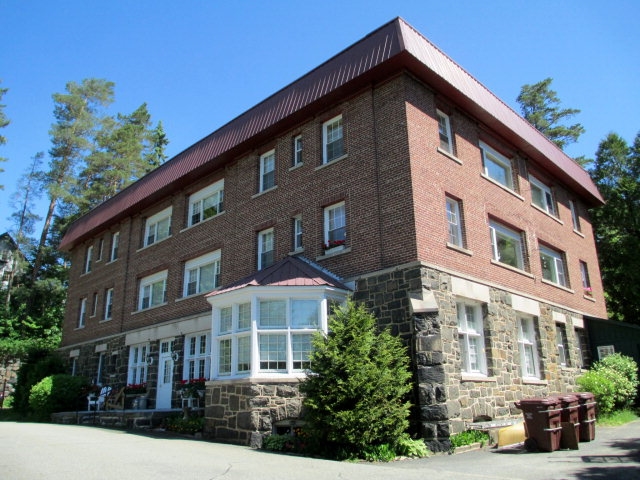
[[208, 405, 226, 419], [416, 335, 443, 353], [250, 396, 269, 407], [276, 385, 298, 398], [420, 404, 448, 421], [236, 411, 253, 430], [417, 365, 445, 384]]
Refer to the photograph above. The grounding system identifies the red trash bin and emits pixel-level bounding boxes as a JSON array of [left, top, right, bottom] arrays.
[[515, 397, 563, 452], [550, 394, 580, 449], [576, 392, 597, 442]]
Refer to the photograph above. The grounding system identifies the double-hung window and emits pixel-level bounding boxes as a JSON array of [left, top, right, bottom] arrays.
[[184, 250, 221, 297], [293, 135, 303, 166], [184, 333, 210, 380], [128, 343, 149, 385], [78, 298, 87, 328], [258, 228, 274, 270], [104, 288, 114, 320], [580, 261, 591, 295], [84, 246, 93, 273], [540, 245, 567, 287], [556, 324, 569, 367], [323, 115, 344, 163], [189, 180, 224, 227], [446, 197, 464, 248], [144, 207, 172, 247], [260, 150, 276, 192], [139, 270, 167, 310], [324, 202, 346, 251], [569, 200, 581, 232], [293, 215, 303, 251], [457, 302, 487, 375], [489, 221, 525, 270], [518, 317, 540, 379], [530, 176, 556, 215], [437, 110, 453, 153], [110, 232, 120, 261], [480, 141, 514, 190]]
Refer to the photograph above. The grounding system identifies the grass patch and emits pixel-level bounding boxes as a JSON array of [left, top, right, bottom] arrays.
[[597, 409, 638, 426]]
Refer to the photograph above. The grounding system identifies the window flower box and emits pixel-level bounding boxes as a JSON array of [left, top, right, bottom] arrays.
[[177, 378, 207, 398], [583, 287, 593, 297], [124, 383, 147, 395], [322, 239, 346, 253]]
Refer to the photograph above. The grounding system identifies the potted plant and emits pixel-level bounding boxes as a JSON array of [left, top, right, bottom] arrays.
[[177, 378, 207, 398]]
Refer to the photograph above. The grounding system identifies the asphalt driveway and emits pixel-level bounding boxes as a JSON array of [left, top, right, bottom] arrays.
[[0, 420, 638, 479]]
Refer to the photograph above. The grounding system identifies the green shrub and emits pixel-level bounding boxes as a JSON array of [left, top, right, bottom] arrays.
[[362, 443, 396, 462], [28, 374, 88, 421], [578, 353, 638, 415], [394, 434, 430, 458], [450, 430, 491, 449], [12, 349, 65, 416], [164, 415, 204, 434], [2, 395, 13, 408], [300, 300, 413, 460]]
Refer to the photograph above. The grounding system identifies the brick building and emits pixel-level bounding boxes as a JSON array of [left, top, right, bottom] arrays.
[[58, 18, 607, 448]]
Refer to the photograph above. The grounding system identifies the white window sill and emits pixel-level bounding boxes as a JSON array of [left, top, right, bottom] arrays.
[[583, 294, 596, 302], [132, 302, 168, 315], [315, 154, 348, 171], [446, 242, 473, 256], [252, 186, 278, 199], [522, 377, 548, 386], [288, 248, 305, 256], [99, 318, 112, 323], [180, 211, 225, 233], [437, 147, 463, 165], [461, 373, 496, 383], [106, 259, 118, 265], [573, 229, 585, 238], [480, 173, 524, 201], [540, 278, 574, 294], [490, 259, 534, 278], [531, 203, 564, 225], [74, 326, 85, 330], [289, 162, 304, 171], [317, 246, 351, 260], [137, 235, 172, 253]]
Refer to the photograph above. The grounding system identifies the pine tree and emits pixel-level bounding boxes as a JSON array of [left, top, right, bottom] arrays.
[[300, 300, 413, 458]]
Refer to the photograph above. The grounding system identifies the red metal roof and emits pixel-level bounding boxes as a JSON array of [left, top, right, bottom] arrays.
[[206, 255, 350, 297], [60, 17, 603, 251]]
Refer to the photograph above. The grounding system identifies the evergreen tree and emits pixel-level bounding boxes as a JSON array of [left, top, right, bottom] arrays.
[[590, 131, 640, 324], [517, 78, 585, 150], [0, 81, 9, 190], [300, 300, 413, 458]]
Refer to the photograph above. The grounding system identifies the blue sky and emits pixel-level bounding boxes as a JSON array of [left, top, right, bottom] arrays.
[[1, 0, 638, 235]]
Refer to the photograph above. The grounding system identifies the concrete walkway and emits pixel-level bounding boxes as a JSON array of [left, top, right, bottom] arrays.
[[0, 420, 638, 479]]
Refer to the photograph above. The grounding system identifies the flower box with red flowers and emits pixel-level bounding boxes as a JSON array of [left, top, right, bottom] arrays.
[[178, 378, 207, 398], [322, 239, 346, 251]]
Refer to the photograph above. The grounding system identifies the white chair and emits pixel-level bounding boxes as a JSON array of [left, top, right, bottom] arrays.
[[87, 386, 112, 411]]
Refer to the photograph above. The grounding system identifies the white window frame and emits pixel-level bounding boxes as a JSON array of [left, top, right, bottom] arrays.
[[144, 207, 172, 247], [212, 294, 329, 379], [437, 109, 453, 153], [138, 270, 168, 310], [183, 250, 221, 297], [446, 197, 464, 247], [456, 302, 487, 375], [322, 115, 344, 164], [324, 202, 346, 251], [529, 175, 556, 215], [489, 221, 525, 270], [183, 332, 210, 381], [480, 141, 514, 190], [258, 228, 274, 270], [293, 135, 303, 166], [569, 200, 581, 232], [188, 180, 224, 227], [259, 150, 276, 192], [580, 261, 591, 291], [97, 239, 104, 262], [91, 292, 98, 317], [110, 232, 120, 261], [84, 246, 93, 273], [518, 316, 540, 379], [128, 343, 149, 385], [293, 215, 303, 251], [104, 288, 114, 320], [540, 245, 567, 287], [78, 297, 87, 328], [555, 324, 568, 367]]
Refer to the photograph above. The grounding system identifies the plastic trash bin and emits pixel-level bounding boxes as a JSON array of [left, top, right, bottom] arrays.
[[550, 394, 580, 449], [576, 392, 596, 442], [514, 397, 563, 452]]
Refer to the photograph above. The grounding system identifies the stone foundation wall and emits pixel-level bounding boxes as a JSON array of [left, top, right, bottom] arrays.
[[204, 381, 303, 445], [352, 262, 586, 450], [0, 359, 20, 403]]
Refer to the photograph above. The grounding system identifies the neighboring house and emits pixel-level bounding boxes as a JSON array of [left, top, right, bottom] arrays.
[[58, 18, 607, 449], [0, 232, 22, 291]]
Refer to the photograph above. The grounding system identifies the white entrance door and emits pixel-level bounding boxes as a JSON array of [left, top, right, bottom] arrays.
[[156, 339, 174, 409]]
